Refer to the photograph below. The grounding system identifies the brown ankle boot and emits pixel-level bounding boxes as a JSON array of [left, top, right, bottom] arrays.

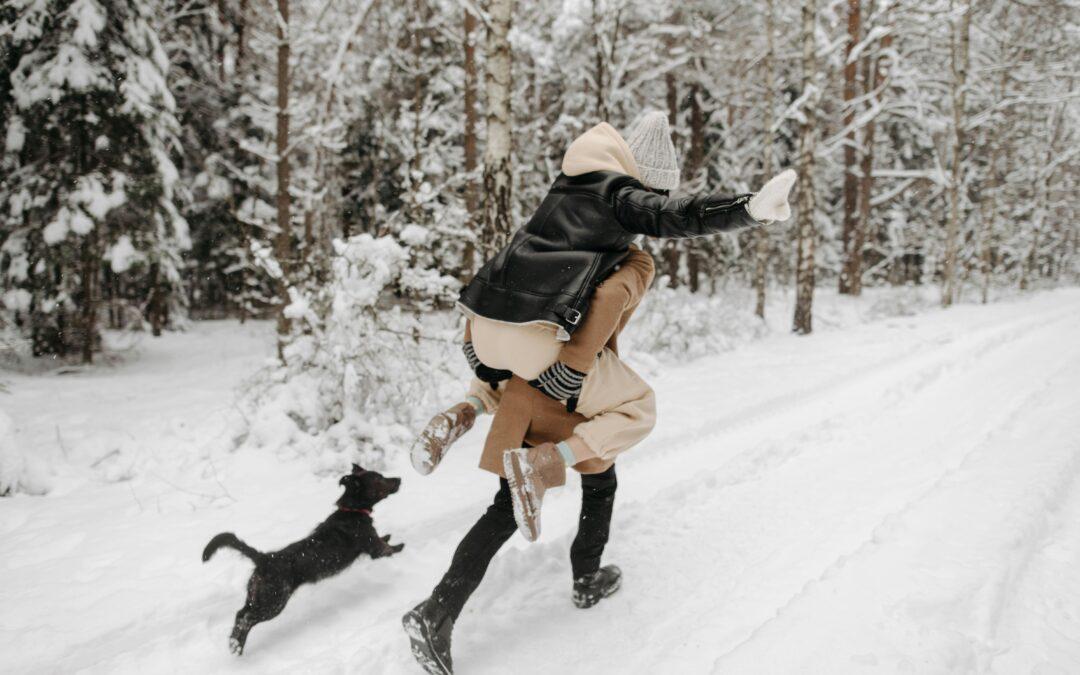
[[503, 442, 567, 542], [410, 402, 477, 475]]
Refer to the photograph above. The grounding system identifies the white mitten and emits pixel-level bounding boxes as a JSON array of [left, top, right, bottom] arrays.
[[748, 169, 796, 223]]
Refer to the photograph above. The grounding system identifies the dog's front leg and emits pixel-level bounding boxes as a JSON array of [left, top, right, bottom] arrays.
[[373, 533, 405, 558]]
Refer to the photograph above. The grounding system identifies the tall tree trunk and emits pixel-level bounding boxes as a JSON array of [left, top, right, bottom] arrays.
[[461, 6, 479, 276], [839, 0, 861, 295], [481, 0, 514, 260], [754, 0, 777, 319], [686, 84, 704, 293], [941, 0, 972, 307], [686, 84, 704, 180], [591, 0, 608, 120], [237, 0, 248, 68], [793, 0, 817, 335], [852, 12, 892, 296], [274, 0, 292, 339], [80, 235, 97, 363], [980, 68, 1007, 304], [662, 71, 680, 287]]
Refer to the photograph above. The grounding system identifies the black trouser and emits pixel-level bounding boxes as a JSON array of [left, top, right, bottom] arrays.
[[432, 465, 618, 621]]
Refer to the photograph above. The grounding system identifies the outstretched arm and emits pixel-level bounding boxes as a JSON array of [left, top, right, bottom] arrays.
[[613, 169, 796, 239]]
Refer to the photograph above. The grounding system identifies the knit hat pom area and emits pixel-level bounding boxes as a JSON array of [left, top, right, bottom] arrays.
[[625, 110, 680, 192]]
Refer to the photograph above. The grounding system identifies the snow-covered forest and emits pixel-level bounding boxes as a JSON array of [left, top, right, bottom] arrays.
[[2, 0, 1077, 356], [2, 0, 1077, 470], [1, 0, 1079, 672]]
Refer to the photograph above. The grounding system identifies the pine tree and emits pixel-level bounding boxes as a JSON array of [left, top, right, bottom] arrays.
[[1, 0, 188, 361]]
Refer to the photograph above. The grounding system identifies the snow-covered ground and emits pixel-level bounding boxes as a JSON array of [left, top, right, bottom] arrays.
[[2, 288, 1080, 674]]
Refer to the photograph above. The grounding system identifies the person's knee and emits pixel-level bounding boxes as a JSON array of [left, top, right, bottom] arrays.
[[639, 386, 657, 435], [582, 465, 617, 496]]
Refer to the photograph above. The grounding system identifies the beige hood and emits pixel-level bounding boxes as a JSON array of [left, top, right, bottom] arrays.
[[561, 122, 643, 181]]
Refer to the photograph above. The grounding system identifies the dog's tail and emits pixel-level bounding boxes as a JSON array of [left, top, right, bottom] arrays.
[[203, 532, 264, 564]]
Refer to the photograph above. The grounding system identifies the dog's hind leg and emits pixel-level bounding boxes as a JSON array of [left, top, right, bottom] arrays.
[[230, 608, 255, 656], [229, 574, 292, 655]]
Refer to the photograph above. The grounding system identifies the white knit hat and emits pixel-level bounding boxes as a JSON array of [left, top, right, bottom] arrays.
[[625, 111, 680, 192]]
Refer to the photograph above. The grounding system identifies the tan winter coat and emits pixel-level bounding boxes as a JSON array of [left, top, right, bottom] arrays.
[[468, 247, 656, 478]]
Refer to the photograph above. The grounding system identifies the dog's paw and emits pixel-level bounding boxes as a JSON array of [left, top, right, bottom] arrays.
[[229, 637, 244, 656]]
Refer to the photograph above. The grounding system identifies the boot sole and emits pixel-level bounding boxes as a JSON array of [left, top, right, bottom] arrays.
[[503, 450, 541, 542], [409, 438, 436, 476], [410, 415, 458, 476], [402, 610, 452, 675], [572, 575, 622, 609]]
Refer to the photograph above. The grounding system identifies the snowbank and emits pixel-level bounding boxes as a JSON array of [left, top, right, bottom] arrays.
[[236, 234, 464, 474], [0, 408, 50, 496]]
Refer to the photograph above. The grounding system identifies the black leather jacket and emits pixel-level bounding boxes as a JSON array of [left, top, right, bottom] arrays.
[[458, 170, 759, 337]]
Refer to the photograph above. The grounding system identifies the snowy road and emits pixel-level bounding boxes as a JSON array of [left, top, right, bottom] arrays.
[[2, 289, 1079, 674]]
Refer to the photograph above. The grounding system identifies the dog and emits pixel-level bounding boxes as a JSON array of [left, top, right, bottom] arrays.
[[202, 464, 404, 654]]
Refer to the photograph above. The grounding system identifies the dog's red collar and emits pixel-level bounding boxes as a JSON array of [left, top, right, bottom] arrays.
[[338, 507, 372, 516]]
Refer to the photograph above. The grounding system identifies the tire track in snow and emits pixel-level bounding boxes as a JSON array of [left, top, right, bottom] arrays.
[[709, 312, 1080, 673], [625, 300, 1078, 505], [567, 300, 1080, 673]]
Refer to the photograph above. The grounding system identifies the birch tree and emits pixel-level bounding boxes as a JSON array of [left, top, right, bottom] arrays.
[[754, 0, 778, 319], [940, 0, 971, 307], [793, 0, 818, 335], [481, 0, 514, 259]]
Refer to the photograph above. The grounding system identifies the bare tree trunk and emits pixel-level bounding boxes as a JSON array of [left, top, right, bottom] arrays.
[[980, 68, 1007, 304], [237, 0, 248, 67], [80, 235, 98, 363], [591, 0, 608, 120], [839, 0, 861, 295], [461, 6, 479, 276], [793, 0, 817, 335], [274, 0, 292, 340], [979, 185, 993, 304], [852, 13, 892, 296], [754, 0, 777, 319], [941, 0, 972, 307], [146, 262, 168, 337], [662, 71, 680, 287], [481, 0, 514, 259], [686, 84, 704, 181], [686, 84, 704, 293]]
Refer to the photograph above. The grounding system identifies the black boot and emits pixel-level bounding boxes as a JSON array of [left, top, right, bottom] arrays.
[[403, 598, 454, 674], [572, 564, 622, 609]]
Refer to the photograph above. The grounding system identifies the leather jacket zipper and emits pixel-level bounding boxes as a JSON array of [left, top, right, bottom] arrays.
[[701, 194, 751, 217]]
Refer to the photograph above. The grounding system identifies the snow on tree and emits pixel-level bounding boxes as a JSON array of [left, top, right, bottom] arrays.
[[1, 0, 188, 360]]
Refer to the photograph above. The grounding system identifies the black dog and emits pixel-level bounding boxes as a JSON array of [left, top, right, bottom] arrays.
[[203, 464, 404, 654]]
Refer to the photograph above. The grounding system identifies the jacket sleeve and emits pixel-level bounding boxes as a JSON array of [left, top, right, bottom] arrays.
[[559, 247, 655, 374], [613, 183, 760, 239]]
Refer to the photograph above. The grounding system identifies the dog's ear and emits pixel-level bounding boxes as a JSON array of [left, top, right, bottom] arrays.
[[351, 463, 365, 475]]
